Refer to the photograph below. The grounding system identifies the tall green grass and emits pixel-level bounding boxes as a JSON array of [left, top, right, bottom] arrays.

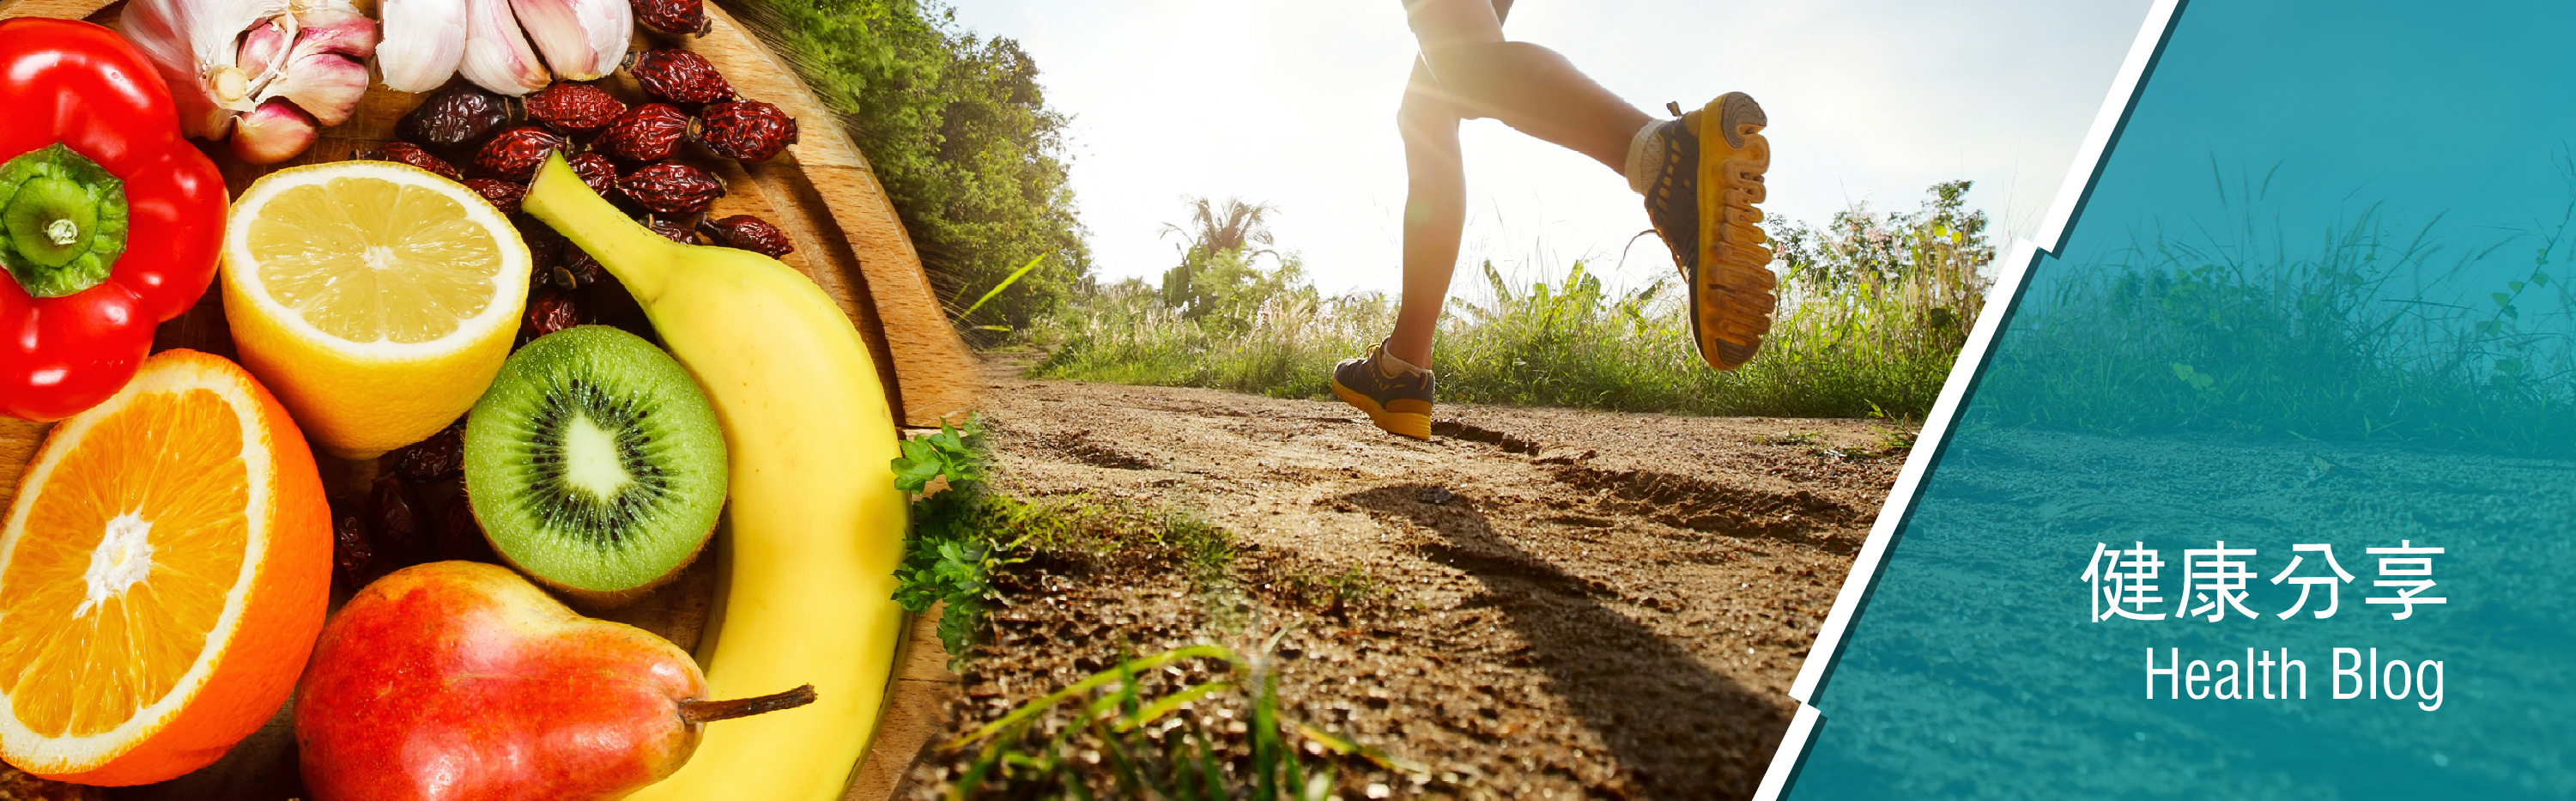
[[1973, 203, 2576, 452], [1028, 175, 2576, 450], [1027, 184, 1993, 420], [1022, 265, 1962, 419]]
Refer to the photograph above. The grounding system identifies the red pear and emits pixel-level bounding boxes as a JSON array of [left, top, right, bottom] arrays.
[[292, 561, 814, 800]]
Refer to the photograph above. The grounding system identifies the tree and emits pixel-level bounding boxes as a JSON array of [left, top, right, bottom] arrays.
[[1157, 197, 1294, 324], [1167, 249, 1310, 334], [1160, 197, 1279, 260], [1767, 179, 1996, 345], [730, 0, 1094, 335]]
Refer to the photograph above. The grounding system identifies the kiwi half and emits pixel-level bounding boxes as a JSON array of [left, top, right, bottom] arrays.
[[464, 325, 727, 604]]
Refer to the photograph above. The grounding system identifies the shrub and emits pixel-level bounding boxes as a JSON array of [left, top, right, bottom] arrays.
[[723, 0, 1092, 335]]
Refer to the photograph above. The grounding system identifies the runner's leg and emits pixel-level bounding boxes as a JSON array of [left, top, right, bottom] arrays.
[[1355, 0, 1747, 432], [1400, 0, 1651, 172], [1406, 0, 1777, 371], [1386, 0, 1659, 367], [1385, 55, 1467, 369]]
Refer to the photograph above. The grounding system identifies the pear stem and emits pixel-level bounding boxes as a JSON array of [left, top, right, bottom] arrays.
[[677, 684, 819, 725]]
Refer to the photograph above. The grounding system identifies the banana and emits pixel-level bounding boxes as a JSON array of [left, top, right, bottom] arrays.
[[522, 153, 908, 801]]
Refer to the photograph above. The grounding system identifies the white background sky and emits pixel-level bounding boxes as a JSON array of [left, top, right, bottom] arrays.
[[946, 1, 2154, 295]]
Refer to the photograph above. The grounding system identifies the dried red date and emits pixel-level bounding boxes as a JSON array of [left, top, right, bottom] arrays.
[[629, 48, 735, 106], [524, 288, 585, 337], [694, 100, 800, 163], [699, 214, 793, 258], [365, 142, 461, 180], [466, 179, 525, 215], [597, 103, 692, 163], [393, 418, 467, 482], [474, 126, 567, 182], [399, 84, 515, 153], [617, 161, 724, 215]]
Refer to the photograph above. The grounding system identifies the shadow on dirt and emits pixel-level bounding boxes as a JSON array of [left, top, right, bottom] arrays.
[[1341, 483, 1791, 798], [1549, 465, 1865, 555]]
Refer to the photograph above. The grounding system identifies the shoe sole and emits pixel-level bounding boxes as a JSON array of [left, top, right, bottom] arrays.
[[1687, 92, 1776, 371], [1330, 379, 1433, 440]]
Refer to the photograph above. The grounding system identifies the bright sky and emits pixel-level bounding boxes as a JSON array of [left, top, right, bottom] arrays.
[[946, 0, 2155, 295]]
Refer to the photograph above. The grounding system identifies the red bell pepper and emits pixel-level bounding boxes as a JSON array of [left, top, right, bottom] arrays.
[[0, 18, 227, 422]]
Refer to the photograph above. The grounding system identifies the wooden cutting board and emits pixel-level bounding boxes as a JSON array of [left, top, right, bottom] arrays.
[[0, 1, 967, 798]]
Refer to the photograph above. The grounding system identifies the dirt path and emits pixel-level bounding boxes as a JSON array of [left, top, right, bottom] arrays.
[[914, 355, 1911, 799]]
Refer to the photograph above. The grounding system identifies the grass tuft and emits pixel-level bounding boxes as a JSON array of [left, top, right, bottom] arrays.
[[938, 641, 1417, 800]]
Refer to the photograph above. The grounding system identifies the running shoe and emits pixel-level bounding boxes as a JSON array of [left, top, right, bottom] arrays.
[[1330, 343, 1434, 440], [1641, 92, 1774, 370]]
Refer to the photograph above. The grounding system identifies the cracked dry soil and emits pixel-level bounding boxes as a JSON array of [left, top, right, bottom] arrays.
[[908, 356, 1912, 799]]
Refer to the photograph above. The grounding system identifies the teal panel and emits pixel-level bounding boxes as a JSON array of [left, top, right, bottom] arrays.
[[1787, 1, 2576, 798]]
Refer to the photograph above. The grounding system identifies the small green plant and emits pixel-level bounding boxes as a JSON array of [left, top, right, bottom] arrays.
[[891, 417, 1027, 664], [889, 437, 1260, 665], [1155, 507, 1237, 587], [1277, 565, 1379, 614], [1868, 427, 1919, 457], [940, 640, 1419, 799]]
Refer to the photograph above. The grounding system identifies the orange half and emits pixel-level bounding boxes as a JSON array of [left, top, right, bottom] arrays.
[[0, 349, 330, 785]]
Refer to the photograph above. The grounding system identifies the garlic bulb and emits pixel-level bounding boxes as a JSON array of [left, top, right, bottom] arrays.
[[121, 0, 292, 138], [377, 0, 469, 93], [509, 0, 629, 82], [118, 0, 379, 159], [460, 0, 549, 95]]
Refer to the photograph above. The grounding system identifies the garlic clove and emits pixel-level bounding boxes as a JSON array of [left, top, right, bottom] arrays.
[[231, 99, 318, 165], [258, 52, 371, 127], [238, 19, 289, 78], [507, 0, 629, 82], [377, 0, 470, 93], [460, 0, 549, 95], [288, 0, 381, 61]]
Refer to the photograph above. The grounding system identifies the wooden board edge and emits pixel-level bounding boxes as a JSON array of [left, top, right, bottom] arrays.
[[846, 604, 963, 801], [0, 0, 106, 20]]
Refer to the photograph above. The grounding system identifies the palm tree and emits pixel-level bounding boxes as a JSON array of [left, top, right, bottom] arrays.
[[1159, 196, 1280, 310], [1161, 197, 1278, 263]]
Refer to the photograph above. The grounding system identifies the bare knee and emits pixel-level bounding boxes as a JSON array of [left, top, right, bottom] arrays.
[[1398, 66, 1464, 143]]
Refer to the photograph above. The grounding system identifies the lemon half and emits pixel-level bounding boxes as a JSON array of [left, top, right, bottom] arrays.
[[221, 161, 530, 459]]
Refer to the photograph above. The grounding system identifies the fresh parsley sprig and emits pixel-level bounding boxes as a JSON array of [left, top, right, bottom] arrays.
[[890, 417, 1024, 664]]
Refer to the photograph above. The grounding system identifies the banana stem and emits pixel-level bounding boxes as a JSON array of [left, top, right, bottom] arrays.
[[522, 152, 675, 300], [677, 684, 820, 725]]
